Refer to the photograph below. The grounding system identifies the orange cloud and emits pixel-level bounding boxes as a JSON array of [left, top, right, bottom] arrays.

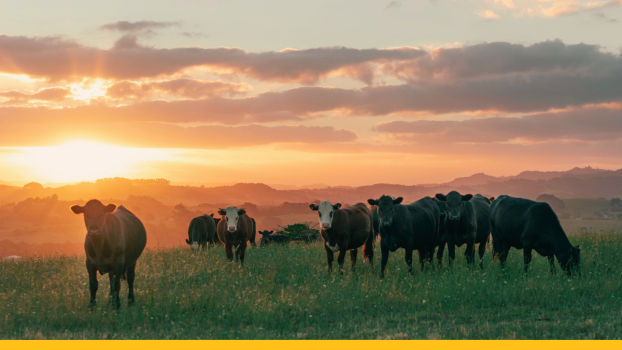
[[106, 78, 252, 100], [0, 87, 71, 103]]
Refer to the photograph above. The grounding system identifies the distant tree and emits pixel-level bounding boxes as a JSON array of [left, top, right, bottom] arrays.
[[23, 182, 43, 191], [174, 203, 187, 211], [536, 194, 565, 211], [240, 202, 259, 217], [610, 198, 622, 211]]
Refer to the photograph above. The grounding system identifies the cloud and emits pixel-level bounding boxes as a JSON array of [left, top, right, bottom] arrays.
[[374, 106, 622, 143], [106, 78, 252, 100], [0, 34, 424, 83], [0, 122, 358, 149], [0, 87, 71, 103], [592, 11, 618, 22], [100, 20, 182, 33], [476, 10, 501, 18], [179, 32, 209, 38], [485, 0, 622, 18]]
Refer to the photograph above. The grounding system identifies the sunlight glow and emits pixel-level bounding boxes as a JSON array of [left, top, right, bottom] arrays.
[[6, 141, 176, 183], [70, 80, 108, 101]]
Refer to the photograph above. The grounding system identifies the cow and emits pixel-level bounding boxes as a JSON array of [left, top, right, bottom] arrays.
[[209, 214, 222, 245], [432, 197, 448, 267], [216, 207, 254, 266], [309, 201, 374, 273], [490, 195, 580, 275], [186, 215, 217, 251], [71, 200, 147, 308], [259, 230, 291, 246], [370, 205, 380, 241], [435, 191, 479, 267], [367, 196, 439, 278]]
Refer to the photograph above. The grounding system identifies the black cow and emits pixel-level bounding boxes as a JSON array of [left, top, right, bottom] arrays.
[[370, 205, 380, 241], [309, 201, 374, 273], [186, 214, 217, 251], [209, 214, 222, 245], [490, 195, 580, 275], [71, 200, 147, 308], [435, 191, 478, 266], [367, 196, 439, 278], [432, 197, 448, 266], [259, 230, 291, 246]]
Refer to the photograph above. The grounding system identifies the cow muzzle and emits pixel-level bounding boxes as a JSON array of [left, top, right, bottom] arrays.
[[322, 223, 330, 229], [449, 215, 460, 221], [191, 242, 199, 251], [326, 243, 340, 252], [228, 226, 236, 232]]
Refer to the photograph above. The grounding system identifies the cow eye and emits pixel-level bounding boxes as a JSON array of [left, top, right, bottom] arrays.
[[330, 212, 333, 217]]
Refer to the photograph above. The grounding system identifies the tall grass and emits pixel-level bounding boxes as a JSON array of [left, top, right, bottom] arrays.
[[1, 232, 621, 339]]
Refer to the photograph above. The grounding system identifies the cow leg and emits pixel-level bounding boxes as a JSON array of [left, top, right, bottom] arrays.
[[235, 245, 241, 262], [86, 259, 98, 306], [239, 245, 247, 267], [417, 249, 425, 271], [108, 273, 121, 309], [337, 249, 347, 275], [465, 240, 475, 266], [225, 243, 233, 262], [350, 249, 358, 271], [478, 241, 487, 269], [380, 243, 389, 278], [437, 241, 445, 268], [499, 244, 510, 269], [127, 264, 136, 304], [447, 239, 456, 267], [363, 231, 374, 267], [405, 248, 414, 275], [325, 245, 334, 273], [523, 245, 533, 274], [548, 255, 556, 274]]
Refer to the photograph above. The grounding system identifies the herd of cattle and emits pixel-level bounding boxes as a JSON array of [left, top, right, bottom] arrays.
[[69, 192, 580, 308]]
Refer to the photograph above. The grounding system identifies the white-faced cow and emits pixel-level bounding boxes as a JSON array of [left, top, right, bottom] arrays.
[[367, 196, 440, 278], [309, 201, 374, 273], [490, 195, 580, 275], [216, 207, 255, 266], [71, 200, 147, 308]]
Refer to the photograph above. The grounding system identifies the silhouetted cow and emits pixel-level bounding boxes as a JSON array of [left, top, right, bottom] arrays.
[[186, 214, 217, 251], [435, 191, 480, 266], [71, 200, 147, 308], [216, 207, 254, 266], [490, 195, 580, 275], [309, 201, 374, 273], [367, 196, 439, 278], [259, 230, 291, 246]]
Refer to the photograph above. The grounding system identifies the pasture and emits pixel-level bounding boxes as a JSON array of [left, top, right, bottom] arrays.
[[1, 231, 622, 339]]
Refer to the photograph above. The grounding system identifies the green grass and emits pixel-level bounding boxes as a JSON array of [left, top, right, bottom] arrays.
[[1, 232, 622, 339]]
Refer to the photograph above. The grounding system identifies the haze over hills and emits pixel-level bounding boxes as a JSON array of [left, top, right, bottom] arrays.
[[1, 166, 621, 207]]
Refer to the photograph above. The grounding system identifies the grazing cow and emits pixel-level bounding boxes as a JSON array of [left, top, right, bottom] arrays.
[[186, 215, 217, 251], [216, 207, 254, 266], [309, 201, 374, 273], [490, 195, 580, 275], [71, 200, 147, 308], [367, 196, 439, 278], [435, 191, 477, 266], [259, 230, 291, 246]]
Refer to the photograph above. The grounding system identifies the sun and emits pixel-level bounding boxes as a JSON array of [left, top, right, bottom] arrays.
[[9, 140, 172, 183]]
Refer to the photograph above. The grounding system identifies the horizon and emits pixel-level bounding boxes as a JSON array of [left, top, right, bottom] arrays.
[[2, 1, 622, 186]]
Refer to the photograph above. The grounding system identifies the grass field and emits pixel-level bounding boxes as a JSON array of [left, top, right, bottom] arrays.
[[1, 232, 622, 339]]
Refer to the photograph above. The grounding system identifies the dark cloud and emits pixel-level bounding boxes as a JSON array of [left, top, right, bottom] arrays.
[[592, 12, 618, 23], [375, 107, 622, 143], [0, 87, 71, 103], [0, 34, 424, 83], [100, 20, 182, 33], [106, 78, 251, 99], [179, 32, 209, 38]]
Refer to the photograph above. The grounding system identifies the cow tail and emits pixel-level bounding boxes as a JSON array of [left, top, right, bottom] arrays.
[[250, 218, 257, 246]]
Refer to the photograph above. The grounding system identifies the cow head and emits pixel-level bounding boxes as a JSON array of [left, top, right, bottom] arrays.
[[219, 207, 246, 232], [71, 200, 117, 236], [489, 197, 496, 202], [435, 191, 472, 222], [368, 195, 402, 228], [309, 201, 341, 230], [561, 245, 581, 275], [259, 230, 274, 245]]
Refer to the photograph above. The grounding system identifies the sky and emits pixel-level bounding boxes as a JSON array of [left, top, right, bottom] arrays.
[[1, 0, 622, 186]]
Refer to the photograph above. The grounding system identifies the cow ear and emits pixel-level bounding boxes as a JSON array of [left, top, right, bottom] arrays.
[[367, 199, 378, 206], [238, 208, 246, 216], [309, 204, 319, 211], [70, 205, 84, 214], [270, 230, 274, 234], [186, 239, 191, 245], [218, 208, 226, 216], [435, 194, 446, 201], [210, 213, 214, 217], [104, 204, 117, 213], [333, 203, 341, 210], [462, 194, 473, 201], [489, 197, 495, 202], [393, 197, 403, 205]]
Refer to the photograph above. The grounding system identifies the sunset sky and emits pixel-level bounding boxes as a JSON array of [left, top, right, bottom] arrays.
[[1, 0, 622, 186]]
